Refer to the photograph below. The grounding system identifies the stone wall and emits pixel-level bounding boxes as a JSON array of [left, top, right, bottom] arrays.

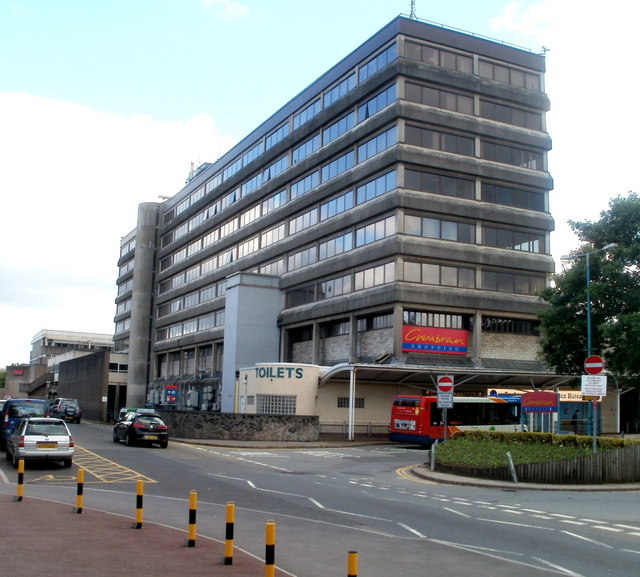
[[157, 410, 320, 442]]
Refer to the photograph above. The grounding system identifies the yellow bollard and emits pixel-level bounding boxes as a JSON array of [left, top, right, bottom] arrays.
[[265, 520, 276, 577], [134, 479, 144, 529], [75, 469, 85, 513], [348, 551, 358, 577], [187, 490, 197, 547], [224, 501, 235, 565], [16, 459, 25, 502]]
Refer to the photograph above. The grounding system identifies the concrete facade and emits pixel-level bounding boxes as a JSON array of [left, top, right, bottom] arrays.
[[113, 16, 578, 431]]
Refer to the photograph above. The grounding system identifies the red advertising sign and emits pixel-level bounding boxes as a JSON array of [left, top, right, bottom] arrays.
[[402, 326, 468, 355], [521, 391, 559, 413]]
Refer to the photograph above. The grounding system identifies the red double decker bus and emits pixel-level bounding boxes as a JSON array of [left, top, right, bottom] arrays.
[[389, 394, 524, 446]]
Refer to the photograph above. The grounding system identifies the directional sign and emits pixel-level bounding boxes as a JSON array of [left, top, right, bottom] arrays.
[[437, 375, 454, 409], [584, 355, 605, 375]]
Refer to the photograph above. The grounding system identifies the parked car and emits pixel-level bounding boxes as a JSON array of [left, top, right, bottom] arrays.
[[1, 398, 50, 450], [50, 398, 82, 423], [113, 412, 169, 448], [5, 417, 74, 468]]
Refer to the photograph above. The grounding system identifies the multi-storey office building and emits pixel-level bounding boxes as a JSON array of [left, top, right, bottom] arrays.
[[116, 16, 564, 424]]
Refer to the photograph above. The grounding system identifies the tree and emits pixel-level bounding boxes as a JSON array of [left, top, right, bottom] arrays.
[[538, 193, 640, 388]]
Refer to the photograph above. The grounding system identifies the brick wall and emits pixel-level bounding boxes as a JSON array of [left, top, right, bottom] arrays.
[[481, 333, 541, 360]]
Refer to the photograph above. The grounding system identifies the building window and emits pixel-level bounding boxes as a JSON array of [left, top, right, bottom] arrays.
[[293, 99, 322, 130], [405, 82, 473, 115], [478, 317, 539, 335], [324, 73, 357, 108], [357, 313, 393, 332], [406, 125, 474, 156], [322, 320, 350, 337], [481, 270, 546, 295], [404, 261, 475, 288], [356, 216, 395, 247], [480, 100, 542, 130], [265, 122, 290, 149], [357, 84, 397, 123], [257, 394, 297, 415], [359, 42, 397, 82], [319, 275, 352, 299], [354, 262, 395, 291], [403, 310, 469, 330], [292, 134, 321, 163], [481, 140, 544, 170], [483, 226, 545, 253], [405, 215, 474, 244], [323, 112, 356, 145], [357, 126, 397, 163], [481, 182, 545, 212], [321, 151, 355, 182], [478, 59, 541, 91], [405, 169, 474, 200], [404, 40, 472, 74], [337, 397, 365, 409]]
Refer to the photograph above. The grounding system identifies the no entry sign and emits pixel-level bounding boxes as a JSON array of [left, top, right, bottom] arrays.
[[584, 355, 604, 375], [437, 375, 454, 409], [437, 375, 454, 393]]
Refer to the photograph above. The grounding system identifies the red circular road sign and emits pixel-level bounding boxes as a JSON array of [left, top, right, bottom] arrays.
[[584, 355, 605, 375], [437, 375, 454, 392]]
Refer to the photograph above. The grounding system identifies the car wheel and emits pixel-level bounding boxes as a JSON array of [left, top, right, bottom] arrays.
[[160, 441, 168, 449], [112, 430, 120, 443], [63, 458, 72, 468], [12, 453, 19, 468], [5, 447, 11, 461], [125, 431, 136, 447]]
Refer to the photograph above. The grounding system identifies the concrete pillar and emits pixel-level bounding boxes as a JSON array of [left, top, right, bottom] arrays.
[[127, 202, 159, 408]]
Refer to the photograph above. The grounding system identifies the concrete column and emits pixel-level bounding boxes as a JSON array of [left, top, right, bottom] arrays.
[[127, 202, 159, 407]]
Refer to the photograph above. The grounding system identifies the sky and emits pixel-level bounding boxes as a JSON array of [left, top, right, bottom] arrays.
[[1, 0, 638, 367]]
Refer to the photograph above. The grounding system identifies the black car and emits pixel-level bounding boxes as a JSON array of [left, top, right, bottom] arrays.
[[50, 398, 82, 423], [112, 411, 169, 448]]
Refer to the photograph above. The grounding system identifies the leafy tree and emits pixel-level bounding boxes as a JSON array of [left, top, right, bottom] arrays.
[[538, 193, 640, 388]]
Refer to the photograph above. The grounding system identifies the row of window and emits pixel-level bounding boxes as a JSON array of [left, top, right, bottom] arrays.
[[404, 168, 545, 211], [405, 82, 543, 131], [163, 85, 396, 250], [164, 44, 398, 229], [163, 33, 541, 251], [286, 257, 545, 310], [404, 39, 541, 91], [405, 214, 545, 253], [158, 168, 397, 295], [161, 121, 397, 269], [156, 309, 225, 342], [406, 124, 545, 171], [404, 310, 539, 335]]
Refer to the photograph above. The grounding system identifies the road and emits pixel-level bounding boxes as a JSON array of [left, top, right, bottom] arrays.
[[2, 421, 639, 577]]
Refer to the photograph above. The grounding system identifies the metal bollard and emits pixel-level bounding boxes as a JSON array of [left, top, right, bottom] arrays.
[[75, 469, 85, 513], [348, 551, 358, 577], [16, 459, 25, 501], [265, 520, 276, 577], [133, 479, 144, 528], [187, 490, 197, 547], [223, 501, 235, 565]]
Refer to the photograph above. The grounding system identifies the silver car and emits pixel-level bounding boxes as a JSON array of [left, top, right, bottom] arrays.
[[5, 417, 74, 468]]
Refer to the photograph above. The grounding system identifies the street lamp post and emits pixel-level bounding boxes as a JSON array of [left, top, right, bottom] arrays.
[[561, 243, 617, 453]]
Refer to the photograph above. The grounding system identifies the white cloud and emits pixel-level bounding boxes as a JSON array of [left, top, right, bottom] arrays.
[[490, 1, 640, 262], [0, 93, 236, 365]]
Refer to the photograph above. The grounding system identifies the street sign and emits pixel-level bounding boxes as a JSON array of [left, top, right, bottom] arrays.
[[437, 375, 454, 393], [437, 375, 454, 409], [584, 355, 604, 375], [581, 374, 607, 396]]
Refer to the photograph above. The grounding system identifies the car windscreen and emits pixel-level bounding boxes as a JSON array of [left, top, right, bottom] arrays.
[[137, 416, 165, 426], [8, 402, 48, 418], [25, 421, 68, 436]]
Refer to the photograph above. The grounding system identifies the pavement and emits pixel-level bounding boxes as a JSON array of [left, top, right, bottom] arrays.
[[2, 435, 639, 577]]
